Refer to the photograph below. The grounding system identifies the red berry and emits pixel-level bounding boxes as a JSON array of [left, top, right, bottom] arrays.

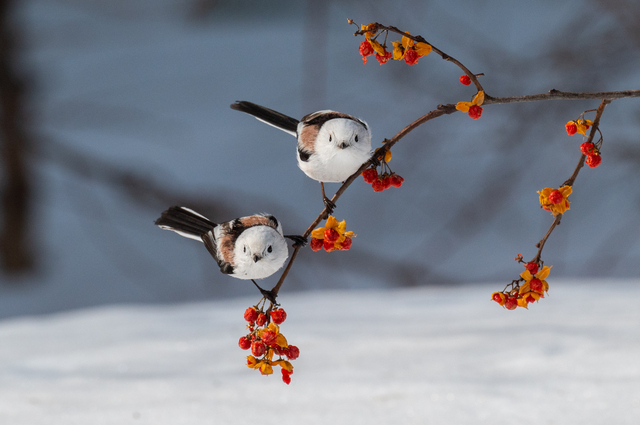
[[376, 50, 392, 65], [389, 174, 404, 188], [530, 278, 543, 293], [338, 237, 352, 251], [324, 228, 340, 243], [372, 178, 386, 192], [281, 368, 292, 385], [244, 307, 259, 323], [566, 122, 577, 136], [262, 330, 277, 346], [525, 262, 539, 275], [504, 297, 518, 310], [251, 341, 266, 357], [362, 168, 378, 184], [548, 190, 563, 205], [323, 239, 335, 252], [580, 142, 594, 155], [468, 105, 483, 120], [310, 237, 323, 252], [270, 308, 287, 325], [492, 293, 504, 304], [238, 336, 251, 350], [286, 345, 300, 360], [459, 75, 471, 85], [586, 154, 601, 168], [524, 293, 537, 303], [404, 47, 419, 65], [382, 176, 392, 190], [256, 313, 267, 327], [359, 40, 374, 58]]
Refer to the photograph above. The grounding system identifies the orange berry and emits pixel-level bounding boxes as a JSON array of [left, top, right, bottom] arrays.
[[251, 341, 266, 357], [530, 278, 543, 293], [580, 142, 594, 155], [404, 48, 419, 65], [504, 297, 518, 310], [324, 228, 340, 243], [339, 237, 352, 251], [548, 190, 563, 205], [525, 262, 539, 275], [468, 105, 483, 119], [459, 75, 471, 85], [359, 40, 374, 58], [238, 336, 251, 350], [323, 239, 336, 252], [376, 50, 392, 65], [262, 330, 277, 346], [286, 345, 300, 360], [586, 154, 601, 168], [372, 178, 386, 192], [310, 237, 323, 252], [389, 174, 404, 188], [362, 168, 378, 184], [244, 307, 259, 323], [270, 308, 287, 325], [566, 122, 577, 136]]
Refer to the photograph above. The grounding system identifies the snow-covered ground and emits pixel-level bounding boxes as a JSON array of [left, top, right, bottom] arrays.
[[1, 280, 639, 424]]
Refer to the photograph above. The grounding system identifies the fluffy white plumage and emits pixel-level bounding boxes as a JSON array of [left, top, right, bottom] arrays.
[[155, 206, 289, 281], [297, 116, 372, 183]]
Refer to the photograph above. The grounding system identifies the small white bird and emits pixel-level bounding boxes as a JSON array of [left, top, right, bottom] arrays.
[[231, 101, 373, 211], [155, 206, 304, 301]]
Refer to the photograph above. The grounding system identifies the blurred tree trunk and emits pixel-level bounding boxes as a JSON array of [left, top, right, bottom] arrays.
[[0, 0, 32, 274]]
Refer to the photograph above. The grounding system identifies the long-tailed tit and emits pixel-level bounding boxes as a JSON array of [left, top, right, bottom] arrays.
[[230, 101, 372, 211], [155, 206, 305, 301]]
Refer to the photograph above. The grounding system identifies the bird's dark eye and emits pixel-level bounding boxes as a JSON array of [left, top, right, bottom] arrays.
[[329, 135, 332, 142], [267, 245, 272, 253], [243, 246, 246, 253], [355, 135, 359, 142]]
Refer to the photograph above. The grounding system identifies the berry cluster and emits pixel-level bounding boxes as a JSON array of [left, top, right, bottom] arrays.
[[492, 258, 551, 310], [361, 148, 404, 192], [538, 185, 572, 216], [356, 23, 432, 66], [240, 305, 299, 384], [310, 216, 355, 252], [566, 112, 603, 168], [580, 142, 602, 168], [455, 90, 484, 120]]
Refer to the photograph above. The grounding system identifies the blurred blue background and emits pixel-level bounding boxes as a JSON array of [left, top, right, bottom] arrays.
[[1, 0, 639, 318]]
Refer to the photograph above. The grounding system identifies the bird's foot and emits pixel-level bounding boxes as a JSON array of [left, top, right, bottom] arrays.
[[252, 280, 279, 305], [323, 196, 336, 214]]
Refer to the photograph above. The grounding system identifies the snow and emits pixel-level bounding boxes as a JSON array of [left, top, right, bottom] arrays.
[[1, 280, 639, 424]]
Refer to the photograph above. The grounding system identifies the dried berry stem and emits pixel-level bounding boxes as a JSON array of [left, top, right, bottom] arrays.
[[531, 99, 609, 265], [563, 100, 610, 187], [354, 22, 484, 92], [532, 214, 562, 265]]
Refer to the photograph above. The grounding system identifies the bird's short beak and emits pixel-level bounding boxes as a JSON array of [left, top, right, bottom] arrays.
[[338, 142, 348, 149], [253, 254, 261, 263]]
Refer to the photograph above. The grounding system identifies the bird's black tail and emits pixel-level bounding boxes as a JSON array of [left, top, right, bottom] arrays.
[[230, 101, 299, 136], [155, 206, 216, 240]]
